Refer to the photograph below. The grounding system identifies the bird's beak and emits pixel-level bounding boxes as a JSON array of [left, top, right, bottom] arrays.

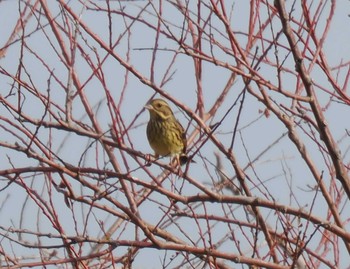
[[144, 104, 153, 110]]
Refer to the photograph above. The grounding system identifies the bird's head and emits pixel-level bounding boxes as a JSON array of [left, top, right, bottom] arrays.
[[145, 99, 174, 120]]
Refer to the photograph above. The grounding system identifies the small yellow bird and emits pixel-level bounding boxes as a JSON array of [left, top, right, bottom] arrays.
[[145, 99, 188, 165]]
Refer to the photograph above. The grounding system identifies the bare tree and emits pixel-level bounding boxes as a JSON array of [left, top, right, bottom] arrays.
[[0, 1, 349, 268]]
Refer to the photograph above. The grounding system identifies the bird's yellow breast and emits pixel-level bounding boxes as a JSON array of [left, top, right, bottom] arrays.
[[147, 120, 184, 156]]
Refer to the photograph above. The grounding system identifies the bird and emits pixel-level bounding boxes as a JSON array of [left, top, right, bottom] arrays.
[[145, 99, 188, 165]]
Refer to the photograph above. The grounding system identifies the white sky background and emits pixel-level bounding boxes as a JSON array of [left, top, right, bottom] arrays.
[[0, 1, 350, 268]]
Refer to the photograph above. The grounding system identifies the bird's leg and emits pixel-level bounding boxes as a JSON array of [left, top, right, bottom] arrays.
[[145, 153, 159, 166], [170, 155, 184, 176], [171, 155, 180, 167]]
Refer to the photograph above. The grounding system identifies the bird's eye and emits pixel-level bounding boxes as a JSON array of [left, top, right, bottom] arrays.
[[156, 103, 162, 108]]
